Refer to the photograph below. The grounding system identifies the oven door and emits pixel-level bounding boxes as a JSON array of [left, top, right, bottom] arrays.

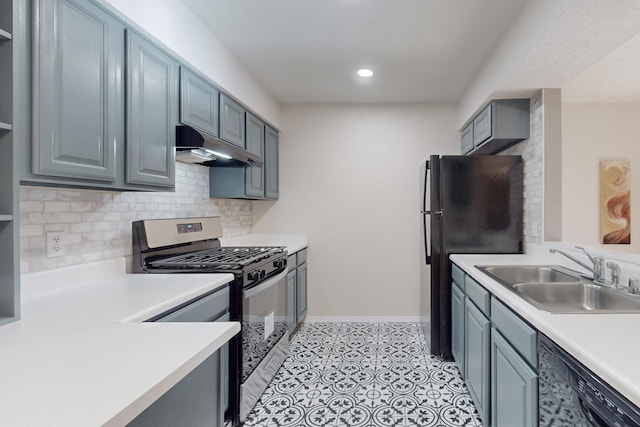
[[240, 269, 289, 420]]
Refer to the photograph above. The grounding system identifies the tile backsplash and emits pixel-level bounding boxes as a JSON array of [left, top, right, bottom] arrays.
[[20, 163, 251, 274], [504, 90, 544, 245]]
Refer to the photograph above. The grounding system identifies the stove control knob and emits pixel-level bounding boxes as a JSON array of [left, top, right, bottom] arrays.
[[273, 259, 286, 269], [260, 269, 266, 279], [248, 270, 261, 281]]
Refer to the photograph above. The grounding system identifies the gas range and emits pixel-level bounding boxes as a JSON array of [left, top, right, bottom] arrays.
[[132, 217, 287, 285]]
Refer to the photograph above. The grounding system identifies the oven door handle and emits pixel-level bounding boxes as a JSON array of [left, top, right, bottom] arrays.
[[243, 269, 288, 298]]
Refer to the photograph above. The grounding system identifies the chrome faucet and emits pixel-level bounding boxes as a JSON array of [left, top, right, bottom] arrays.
[[606, 261, 621, 288], [549, 246, 605, 282]]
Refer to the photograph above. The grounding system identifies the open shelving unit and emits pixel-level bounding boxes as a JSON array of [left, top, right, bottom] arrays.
[[0, 0, 19, 324]]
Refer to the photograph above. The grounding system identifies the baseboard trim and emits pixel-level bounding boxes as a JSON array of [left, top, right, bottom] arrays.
[[304, 316, 421, 323]]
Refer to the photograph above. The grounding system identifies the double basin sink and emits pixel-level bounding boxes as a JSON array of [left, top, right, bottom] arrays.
[[476, 265, 640, 313]]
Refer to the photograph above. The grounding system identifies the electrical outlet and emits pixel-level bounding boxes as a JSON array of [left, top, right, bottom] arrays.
[[46, 232, 65, 258]]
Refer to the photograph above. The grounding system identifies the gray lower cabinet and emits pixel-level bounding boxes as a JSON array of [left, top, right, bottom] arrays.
[[32, 0, 123, 182], [219, 93, 245, 147], [451, 281, 465, 377], [491, 329, 538, 427], [464, 298, 490, 423], [264, 126, 279, 200], [288, 248, 308, 334], [127, 349, 225, 427], [287, 268, 296, 335], [297, 262, 308, 321], [452, 262, 539, 427], [126, 30, 177, 187], [179, 67, 219, 137], [135, 286, 230, 427]]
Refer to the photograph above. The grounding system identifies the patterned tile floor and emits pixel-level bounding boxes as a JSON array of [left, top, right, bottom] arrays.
[[244, 322, 483, 427]]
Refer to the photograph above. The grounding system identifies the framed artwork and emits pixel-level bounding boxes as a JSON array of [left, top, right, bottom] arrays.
[[600, 160, 631, 244]]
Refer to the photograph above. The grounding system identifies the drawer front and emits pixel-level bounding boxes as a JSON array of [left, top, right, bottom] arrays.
[[287, 254, 296, 268], [155, 286, 229, 322], [465, 275, 490, 316], [452, 263, 465, 289], [491, 297, 537, 367], [296, 248, 308, 265], [473, 103, 492, 146]]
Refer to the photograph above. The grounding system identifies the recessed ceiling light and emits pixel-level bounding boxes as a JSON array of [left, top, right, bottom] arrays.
[[357, 68, 373, 78]]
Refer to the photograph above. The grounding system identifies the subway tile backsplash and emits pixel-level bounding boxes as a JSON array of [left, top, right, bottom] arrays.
[[20, 163, 251, 274]]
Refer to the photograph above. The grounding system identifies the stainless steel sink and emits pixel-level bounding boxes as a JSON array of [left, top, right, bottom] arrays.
[[476, 265, 640, 313], [478, 265, 581, 286], [513, 282, 640, 313]]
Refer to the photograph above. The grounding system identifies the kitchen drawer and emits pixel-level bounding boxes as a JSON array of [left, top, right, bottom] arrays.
[[153, 286, 229, 322], [491, 297, 537, 367], [296, 248, 307, 265], [452, 264, 465, 289], [287, 254, 296, 268], [465, 276, 490, 316]]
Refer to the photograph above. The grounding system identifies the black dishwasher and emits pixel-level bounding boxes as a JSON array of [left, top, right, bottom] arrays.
[[538, 333, 640, 427]]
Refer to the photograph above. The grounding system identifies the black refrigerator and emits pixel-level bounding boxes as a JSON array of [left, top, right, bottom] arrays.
[[420, 155, 523, 359]]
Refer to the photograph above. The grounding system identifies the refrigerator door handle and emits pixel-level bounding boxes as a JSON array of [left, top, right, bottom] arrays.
[[421, 210, 443, 215]]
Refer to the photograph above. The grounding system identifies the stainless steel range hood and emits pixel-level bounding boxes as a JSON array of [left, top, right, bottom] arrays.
[[175, 125, 263, 167]]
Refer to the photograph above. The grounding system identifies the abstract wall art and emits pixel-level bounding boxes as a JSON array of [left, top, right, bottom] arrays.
[[600, 159, 631, 244]]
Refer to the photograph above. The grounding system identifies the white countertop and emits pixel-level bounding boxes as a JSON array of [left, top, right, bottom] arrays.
[[0, 258, 239, 427], [451, 250, 640, 407], [221, 233, 308, 255]]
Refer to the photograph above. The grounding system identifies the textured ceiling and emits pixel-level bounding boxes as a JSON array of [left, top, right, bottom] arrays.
[[182, 0, 640, 105], [181, 0, 527, 103]]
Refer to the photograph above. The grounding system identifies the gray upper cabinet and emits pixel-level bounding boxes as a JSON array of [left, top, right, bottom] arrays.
[[472, 104, 492, 147], [265, 126, 279, 200], [461, 98, 530, 156], [180, 67, 219, 137], [32, 0, 123, 182], [460, 122, 473, 154], [219, 93, 245, 147], [244, 113, 265, 198], [126, 30, 177, 187], [210, 118, 280, 201]]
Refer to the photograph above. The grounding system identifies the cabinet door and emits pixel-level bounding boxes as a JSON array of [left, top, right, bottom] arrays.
[[179, 67, 219, 137], [472, 103, 492, 147], [297, 262, 307, 321], [245, 113, 265, 198], [265, 126, 279, 200], [465, 299, 490, 424], [451, 282, 466, 378], [491, 329, 538, 427], [287, 269, 297, 334], [461, 122, 473, 154], [126, 30, 177, 187], [127, 350, 223, 427], [219, 94, 245, 147], [33, 0, 122, 182]]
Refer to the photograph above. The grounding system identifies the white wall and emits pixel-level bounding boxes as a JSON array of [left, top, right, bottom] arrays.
[[101, 0, 282, 127], [252, 104, 458, 318], [562, 103, 640, 253]]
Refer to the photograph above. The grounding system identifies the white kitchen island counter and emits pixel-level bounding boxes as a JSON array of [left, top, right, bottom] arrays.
[[221, 234, 308, 254], [451, 250, 640, 408], [0, 258, 239, 427]]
